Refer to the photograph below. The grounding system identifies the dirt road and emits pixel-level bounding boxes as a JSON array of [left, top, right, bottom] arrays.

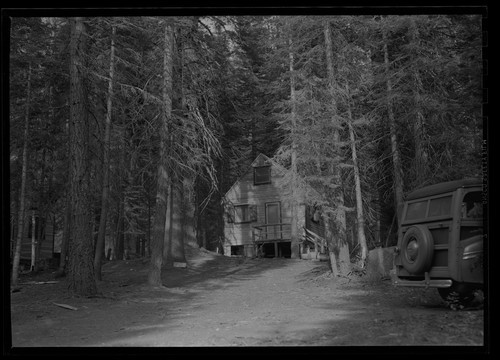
[[10, 246, 485, 349]]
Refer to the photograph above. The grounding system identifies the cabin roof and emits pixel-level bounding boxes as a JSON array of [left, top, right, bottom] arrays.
[[251, 153, 276, 168], [223, 153, 322, 203]]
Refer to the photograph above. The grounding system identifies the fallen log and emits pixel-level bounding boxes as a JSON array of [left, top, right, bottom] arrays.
[[20, 281, 59, 285], [52, 303, 78, 311]]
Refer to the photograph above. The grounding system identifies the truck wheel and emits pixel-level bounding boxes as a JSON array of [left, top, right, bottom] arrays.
[[438, 283, 482, 310], [400, 225, 434, 274]]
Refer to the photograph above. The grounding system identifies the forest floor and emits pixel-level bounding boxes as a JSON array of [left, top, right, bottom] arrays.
[[9, 244, 486, 352]]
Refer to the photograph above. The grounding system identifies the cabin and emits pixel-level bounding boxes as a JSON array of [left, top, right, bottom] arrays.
[[223, 153, 326, 259]]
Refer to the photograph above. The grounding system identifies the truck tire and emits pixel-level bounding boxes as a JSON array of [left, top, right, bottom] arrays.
[[400, 225, 434, 274], [438, 283, 483, 310]]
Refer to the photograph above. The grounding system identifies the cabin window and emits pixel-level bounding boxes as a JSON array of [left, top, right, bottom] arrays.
[[234, 204, 257, 223], [254, 166, 271, 185]]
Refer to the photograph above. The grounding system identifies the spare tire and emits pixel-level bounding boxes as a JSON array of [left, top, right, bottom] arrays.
[[400, 225, 434, 274]]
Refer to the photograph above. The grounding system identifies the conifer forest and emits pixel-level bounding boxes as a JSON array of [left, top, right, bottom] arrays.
[[8, 13, 484, 301]]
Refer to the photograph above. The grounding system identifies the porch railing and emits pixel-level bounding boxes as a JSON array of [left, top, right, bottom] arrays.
[[252, 222, 292, 243], [302, 227, 327, 251]]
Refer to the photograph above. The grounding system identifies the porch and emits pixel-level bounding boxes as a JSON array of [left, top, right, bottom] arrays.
[[252, 222, 292, 258]]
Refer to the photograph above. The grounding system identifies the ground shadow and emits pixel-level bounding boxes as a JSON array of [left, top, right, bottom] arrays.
[[71, 249, 305, 346]]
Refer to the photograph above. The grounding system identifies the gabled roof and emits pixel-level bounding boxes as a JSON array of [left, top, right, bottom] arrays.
[[223, 153, 321, 203], [223, 153, 281, 200], [251, 153, 275, 168]]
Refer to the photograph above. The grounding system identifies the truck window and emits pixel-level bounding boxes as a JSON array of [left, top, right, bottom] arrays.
[[428, 196, 452, 217], [462, 191, 483, 219], [405, 200, 427, 220]]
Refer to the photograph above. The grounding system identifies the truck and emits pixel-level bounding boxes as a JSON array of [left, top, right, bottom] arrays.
[[393, 178, 484, 308]]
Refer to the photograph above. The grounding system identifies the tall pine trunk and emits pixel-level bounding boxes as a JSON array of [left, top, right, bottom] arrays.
[[162, 22, 199, 267], [409, 18, 428, 187], [10, 200, 16, 258], [383, 26, 405, 223], [172, 181, 186, 264], [34, 148, 48, 273], [56, 187, 71, 277], [182, 177, 197, 248], [163, 178, 186, 265], [346, 90, 368, 264], [56, 114, 72, 277], [324, 21, 350, 275], [162, 179, 174, 265], [30, 210, 36, 271], [67, 17, 97, 296], [148, 19, 174, 286], [115, 190, 125, 260], [94, 24, 116, 281], [11, 63, 32, 287], [288, 33, 299, 259]]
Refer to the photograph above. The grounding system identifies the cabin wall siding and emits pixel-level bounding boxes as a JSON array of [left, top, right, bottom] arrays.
[[224, 158, 310, 257], [224, 166, 292, 248]]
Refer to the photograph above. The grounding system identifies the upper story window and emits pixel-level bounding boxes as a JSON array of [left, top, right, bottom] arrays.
[[254, 166, 271, 185]]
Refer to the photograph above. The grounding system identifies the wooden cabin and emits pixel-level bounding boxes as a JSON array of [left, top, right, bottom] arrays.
[[223, 153, 326, 259]]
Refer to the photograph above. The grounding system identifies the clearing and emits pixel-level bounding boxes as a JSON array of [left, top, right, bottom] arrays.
[[9, 245, 485, 349]]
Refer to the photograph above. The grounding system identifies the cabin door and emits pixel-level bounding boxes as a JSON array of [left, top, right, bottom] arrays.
[[265, 202, 281, 240]]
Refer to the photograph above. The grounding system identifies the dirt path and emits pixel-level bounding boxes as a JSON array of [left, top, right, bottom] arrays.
[[10, 246, 484, 348]]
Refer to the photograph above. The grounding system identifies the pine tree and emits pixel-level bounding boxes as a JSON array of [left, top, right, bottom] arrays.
[[148, 18, 175, 286], [11, 63, 32, 287], [94, 23, 116, 281], [67, 17, 97, 296]]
